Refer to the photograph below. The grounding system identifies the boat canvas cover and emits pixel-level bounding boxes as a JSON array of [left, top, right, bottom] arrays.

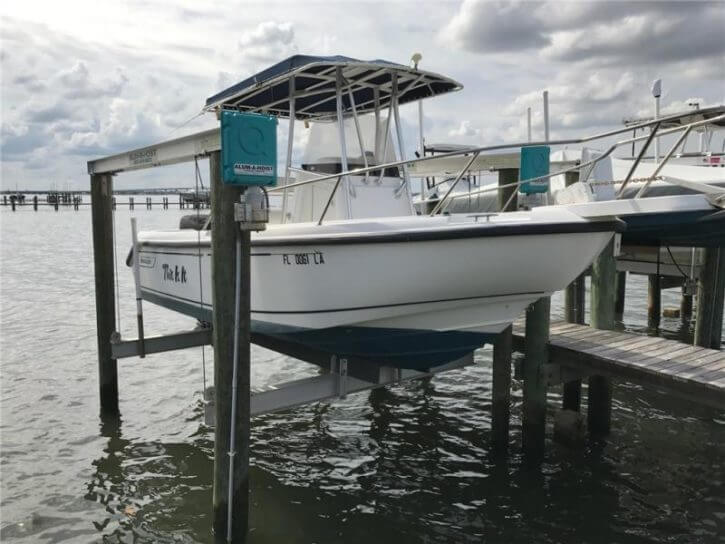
[[204, 55, 462, 120]]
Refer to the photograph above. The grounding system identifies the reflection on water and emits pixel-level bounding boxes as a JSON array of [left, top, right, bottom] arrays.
[[1, 206, 724, 543]]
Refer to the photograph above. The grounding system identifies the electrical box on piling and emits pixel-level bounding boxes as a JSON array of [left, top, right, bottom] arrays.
[[221, 110, 278, 186]]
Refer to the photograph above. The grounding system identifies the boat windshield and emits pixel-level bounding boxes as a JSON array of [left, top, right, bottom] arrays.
[[300, 114, 399, 177]]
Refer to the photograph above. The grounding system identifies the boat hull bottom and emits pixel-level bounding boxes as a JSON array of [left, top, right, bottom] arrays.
[[141, 288, 500, 371], [252, 320, 498, 372]]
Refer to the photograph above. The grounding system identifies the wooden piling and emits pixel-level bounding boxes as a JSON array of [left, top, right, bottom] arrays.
[[615, 271, 626, 321], [562, 276, 584, 412], [33, 195, 38, 211], [523, 297, 550, 457], [491, 325, 512, 449], [210, 151, 249, 542], [3, 195, 6, 206], [588, 237, 616, 435], [561, 173, 585, 411], [695, 247, 725, 349], [681, 285, 693, 324], [648, 273, 661, 330], [11, 199, 16, 211], [497, 169, 519, 212], [90, 173, 119, 415], [129, 197, 134, 210]]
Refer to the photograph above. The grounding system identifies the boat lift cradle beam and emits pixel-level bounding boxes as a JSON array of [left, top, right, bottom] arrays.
[[110, 326, 474, 417]]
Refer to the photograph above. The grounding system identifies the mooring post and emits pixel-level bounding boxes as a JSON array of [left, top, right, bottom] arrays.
[[523, 297, 550, 458], [497, 168, 519, 212], [210, 151, 249, 542], [2, 195, 6, 206], [561, 172, 585, 411], [589, 237, 616, 435], [492, 168, 519, 450], [33, 195, 38, 211], [694, 246, 725, 349], [54, 200, 59, 211], [90, 173, 119, 415], [562, 277, 584, 411], [11, 199, 16, 212], [681, 285, 693, 324], [647, 273, 661, 330], [491, 325, 512, 449], [615, 271, 626, 321], [561, 264, 583, 412]]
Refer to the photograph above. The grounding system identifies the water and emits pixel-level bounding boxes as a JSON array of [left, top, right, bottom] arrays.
[[1, 204, 724, 543]]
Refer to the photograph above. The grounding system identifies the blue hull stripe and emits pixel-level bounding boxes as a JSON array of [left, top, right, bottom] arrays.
[[141, 288, 495, 370]]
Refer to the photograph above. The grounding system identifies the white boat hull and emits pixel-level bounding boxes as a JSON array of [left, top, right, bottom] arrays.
[[135, 211, 618, 369]]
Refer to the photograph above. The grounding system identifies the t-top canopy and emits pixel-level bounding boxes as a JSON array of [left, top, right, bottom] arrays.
[[204, 55, 463, 121]]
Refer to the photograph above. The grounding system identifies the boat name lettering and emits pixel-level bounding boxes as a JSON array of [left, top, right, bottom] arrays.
[[282, 252, 325, 266], [161, 263, 188, 283], [129, 149, 157, 165]]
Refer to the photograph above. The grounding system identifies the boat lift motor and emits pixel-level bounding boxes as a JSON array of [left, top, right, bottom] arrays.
[[235, 186, 269, 232]]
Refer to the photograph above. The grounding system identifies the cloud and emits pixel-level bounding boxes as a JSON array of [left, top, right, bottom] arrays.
[[238, 21, 297, 63], [1, 2, 721, 190], [448, 120, 481, 138], [440, 1, 550, 53], [440, 1, 725, 66]]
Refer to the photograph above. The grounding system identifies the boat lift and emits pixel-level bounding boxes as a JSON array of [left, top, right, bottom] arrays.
[[94, 105, 725, 406], [87, 55, 725, 541]]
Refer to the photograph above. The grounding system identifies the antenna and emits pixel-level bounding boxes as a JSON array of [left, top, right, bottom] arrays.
[[651, 79, 662, 163], [411, 52, 422, 70]]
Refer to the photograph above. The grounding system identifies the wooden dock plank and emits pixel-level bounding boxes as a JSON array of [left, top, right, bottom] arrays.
[[511, 320, 725, 410]]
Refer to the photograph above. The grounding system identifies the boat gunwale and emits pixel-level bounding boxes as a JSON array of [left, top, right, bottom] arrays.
[[136, 218, 625, 249]]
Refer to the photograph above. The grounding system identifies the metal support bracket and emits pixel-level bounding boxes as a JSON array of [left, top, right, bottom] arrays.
[[111, 327, 212, 359]]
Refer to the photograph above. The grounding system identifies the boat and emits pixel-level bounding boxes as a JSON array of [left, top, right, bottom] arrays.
[[415, 106, 725, 248], [130, 55, 626, 371]]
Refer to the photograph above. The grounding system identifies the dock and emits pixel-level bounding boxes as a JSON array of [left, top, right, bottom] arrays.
[[512, 320, 725, 410]]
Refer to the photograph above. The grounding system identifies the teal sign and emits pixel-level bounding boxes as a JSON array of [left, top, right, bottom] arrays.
[[221, 110, 277, 186], [519, 146, 550, 194]]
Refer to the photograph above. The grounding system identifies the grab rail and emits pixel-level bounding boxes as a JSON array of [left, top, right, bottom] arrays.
[[267, 110, 725, 223]]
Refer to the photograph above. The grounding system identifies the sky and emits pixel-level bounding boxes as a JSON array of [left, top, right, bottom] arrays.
[[1, 0, 724, 190]]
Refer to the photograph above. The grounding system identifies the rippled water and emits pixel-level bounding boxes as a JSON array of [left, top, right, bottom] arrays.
[[1, 203, 724, 543]]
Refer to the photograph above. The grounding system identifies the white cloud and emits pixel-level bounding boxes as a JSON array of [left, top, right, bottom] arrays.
[[439, 1, 549, 52], [0, 1, 722, 190], [448, 120, 481, 138], [238, 21, 297, 63]]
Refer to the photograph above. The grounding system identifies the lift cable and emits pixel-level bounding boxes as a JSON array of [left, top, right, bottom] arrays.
[[666, 245, 690, 279], [112, 200, 122, 332], [194, 156, 208, 401]]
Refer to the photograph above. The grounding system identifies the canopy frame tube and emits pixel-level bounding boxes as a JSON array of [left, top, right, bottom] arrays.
[[281, 76, 295, 223]]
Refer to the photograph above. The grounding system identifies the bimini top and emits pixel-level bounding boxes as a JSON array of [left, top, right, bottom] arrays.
[[204, 54, 462, 121]]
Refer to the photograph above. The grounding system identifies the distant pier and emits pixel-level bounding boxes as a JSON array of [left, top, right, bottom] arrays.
[[1, 190, 210, 211]]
